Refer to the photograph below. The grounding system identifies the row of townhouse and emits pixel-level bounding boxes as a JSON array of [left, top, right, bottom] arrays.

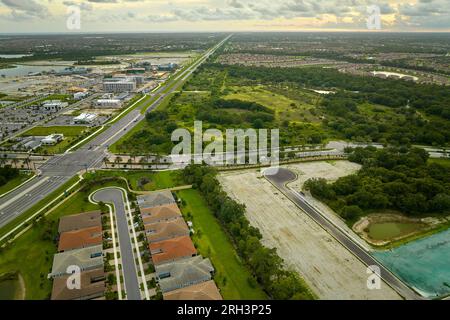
[[138, 190, 223, 300], [48, 211, 106, 300]]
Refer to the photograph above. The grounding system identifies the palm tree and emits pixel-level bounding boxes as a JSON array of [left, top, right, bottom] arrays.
[[11, 158, 18, 169], [103, 156, 109, 169], [114, 156, 122, 168], [139, 157, 146, 170], [22, 157, 29, 170]]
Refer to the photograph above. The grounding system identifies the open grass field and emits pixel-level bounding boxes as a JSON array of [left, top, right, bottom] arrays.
[[0, 172, 33, 196], [224, 85, 321, 123], [428, 158, 450, 168], [177, 188, 267, 300]]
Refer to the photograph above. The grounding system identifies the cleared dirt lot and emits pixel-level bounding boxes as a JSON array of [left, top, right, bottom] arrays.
[[219, 164, 401, 300], [285, 160, 361, 187]]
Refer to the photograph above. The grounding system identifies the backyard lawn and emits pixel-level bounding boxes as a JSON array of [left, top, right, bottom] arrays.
[[177, 189, 267, 300]]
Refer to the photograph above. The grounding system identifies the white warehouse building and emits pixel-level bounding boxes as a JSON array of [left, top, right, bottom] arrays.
[[41, 100, 69, 111], [96, 99, 122, 109], [73, 92, 88, 100], [73, 113, 98, 124]]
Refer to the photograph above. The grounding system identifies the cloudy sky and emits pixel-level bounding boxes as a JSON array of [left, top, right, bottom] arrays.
[[0, 0, 449, 33]]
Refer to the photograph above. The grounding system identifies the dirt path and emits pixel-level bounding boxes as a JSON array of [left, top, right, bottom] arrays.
[[16, 273, 26, 300]]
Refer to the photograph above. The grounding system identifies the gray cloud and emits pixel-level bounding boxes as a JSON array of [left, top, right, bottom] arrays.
[[0, 0, 48, 19]]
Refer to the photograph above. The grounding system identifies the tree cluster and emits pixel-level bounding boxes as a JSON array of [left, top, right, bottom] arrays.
[[304, 147, 450, 221], [0, 165, 19, 187]]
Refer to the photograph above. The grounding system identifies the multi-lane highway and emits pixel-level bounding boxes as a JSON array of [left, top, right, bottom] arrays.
[[263, 167, 423, 300], [0, 35, 231, 231]]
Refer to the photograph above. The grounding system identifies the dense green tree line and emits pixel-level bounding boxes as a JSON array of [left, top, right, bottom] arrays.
[[182, 164, 314, 300], [304, 147, 450, 221], [201, 63, 449, 146], [0, 166, 19, 187]]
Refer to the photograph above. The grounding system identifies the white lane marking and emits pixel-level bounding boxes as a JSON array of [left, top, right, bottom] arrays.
[[0, 177, 50, 211]]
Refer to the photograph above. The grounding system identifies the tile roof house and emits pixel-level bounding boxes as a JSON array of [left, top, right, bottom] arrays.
[[48, 245, 104, 279], [150, 235, 197, 265], [58, 211, 102, 233], [137, 191, 176, 209], [144, 217, 190, 243], [51, 268, 105, 300], [156, 255, 215, 293], [58, 225, 103, 252], [140, 203, 182, 225], [163, 280, 222, 300]]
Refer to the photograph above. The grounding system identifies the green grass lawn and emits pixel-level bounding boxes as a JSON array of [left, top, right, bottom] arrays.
[[20, 126, 90, 154], [0, 172, 33, 196], [223, 85, 320, 124], [86, 170, 184, 191], [0, 188, 99, 299], [428, 158, 450, 168], [177, 189, 267, 300]]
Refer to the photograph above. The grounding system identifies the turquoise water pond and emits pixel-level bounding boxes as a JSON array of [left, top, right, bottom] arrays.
[[373, 228, 450, 298]]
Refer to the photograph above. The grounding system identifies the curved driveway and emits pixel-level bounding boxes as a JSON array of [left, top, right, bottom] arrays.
[[92, 187, 141, 300], [264, 167, 422, 300]]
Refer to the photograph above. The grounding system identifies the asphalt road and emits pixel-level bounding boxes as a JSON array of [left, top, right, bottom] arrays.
[[92, 188, 141, 300], [0, 35, 230, 231], [264, 167, 423, 300]]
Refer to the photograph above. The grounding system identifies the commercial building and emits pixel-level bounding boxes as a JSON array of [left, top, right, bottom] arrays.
[[158, 63, 178, 71], [103, 78, 136, 93], [73, 113, 98, 124], [41, 134, 64, 145], [149, 235, 197, 265], [57, 67, 89, 75], [51, 268, 105, 300], [74, 92, 88, 100], [95, 99, 122, 109], [48, 245, 103, 278], [156, 255, 215, 293], [41, 100, 69, 111], [163, 280, 222, 300]]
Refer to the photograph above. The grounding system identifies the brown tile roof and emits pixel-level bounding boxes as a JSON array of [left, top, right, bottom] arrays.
[[58, 211, 101, 233], [144, 217, 190, 243], [141, 203, 182, 225], [163, 280, 222, 300], [58, 226, 103, 252], [150, 235, 197, 265], [51, 268, 105, 300], [137, 191, 176, 209]]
